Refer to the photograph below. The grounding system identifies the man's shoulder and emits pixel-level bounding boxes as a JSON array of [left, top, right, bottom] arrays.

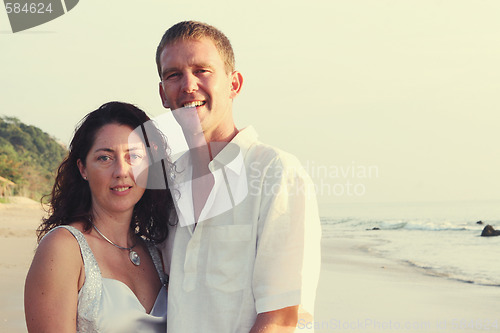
[[245, 140, 306, 176], [234, 127, 302, 169], [247, 140, 295, 161]]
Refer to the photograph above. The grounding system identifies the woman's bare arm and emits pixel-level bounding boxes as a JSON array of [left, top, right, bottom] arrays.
[[25, 228, 83, 332]]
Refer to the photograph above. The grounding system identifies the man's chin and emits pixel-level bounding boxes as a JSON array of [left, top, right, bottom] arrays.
[[172, 107, 204, 133]]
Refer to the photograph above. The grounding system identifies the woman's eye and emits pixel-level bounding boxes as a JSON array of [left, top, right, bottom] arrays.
[[97, 155, 111, 162], [129, 154, 144, 164]]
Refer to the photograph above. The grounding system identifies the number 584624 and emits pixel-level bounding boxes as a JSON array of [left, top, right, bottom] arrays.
[[5, 2, 54, 14]]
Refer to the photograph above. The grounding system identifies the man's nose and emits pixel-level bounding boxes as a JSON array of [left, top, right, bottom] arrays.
[[182, 72, 198, 93]]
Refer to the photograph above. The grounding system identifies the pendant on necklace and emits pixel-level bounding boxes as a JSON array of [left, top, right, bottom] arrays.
[[129, 250, 141, 266]]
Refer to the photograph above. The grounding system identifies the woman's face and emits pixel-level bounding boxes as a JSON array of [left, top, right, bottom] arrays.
[[77, 123, 149, 217]]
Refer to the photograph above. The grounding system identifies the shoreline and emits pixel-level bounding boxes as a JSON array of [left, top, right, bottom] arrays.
[[314, 237, 500, 332]]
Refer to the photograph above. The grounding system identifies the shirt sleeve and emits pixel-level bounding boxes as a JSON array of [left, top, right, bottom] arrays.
[[252, 153, 322, 315]]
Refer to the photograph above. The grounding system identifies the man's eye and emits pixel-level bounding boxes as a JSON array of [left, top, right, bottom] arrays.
[[165, 73, 180, 80]]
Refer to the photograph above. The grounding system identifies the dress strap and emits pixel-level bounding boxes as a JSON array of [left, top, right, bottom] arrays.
[[145, 241, 168, 286]]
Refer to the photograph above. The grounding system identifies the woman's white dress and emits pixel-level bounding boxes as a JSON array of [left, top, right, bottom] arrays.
[[49, 225, 167, 332]]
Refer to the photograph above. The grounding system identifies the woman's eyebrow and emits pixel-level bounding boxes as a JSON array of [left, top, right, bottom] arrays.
[[93, 148, 114, 153], [92, 146, 144, 153]]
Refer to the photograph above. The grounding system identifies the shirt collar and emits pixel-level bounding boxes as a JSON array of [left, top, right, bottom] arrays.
[[230, 126, 259, 152], [211, 126, 258, 175], [174, 126, 259, 177]]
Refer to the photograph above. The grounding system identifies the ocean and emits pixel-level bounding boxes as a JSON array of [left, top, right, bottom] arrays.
[[319, 200, 500, 287]]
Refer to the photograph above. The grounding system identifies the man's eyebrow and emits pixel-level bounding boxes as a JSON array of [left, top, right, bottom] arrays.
[[193, 63, 214, 69], [161, 63, 214, 78]]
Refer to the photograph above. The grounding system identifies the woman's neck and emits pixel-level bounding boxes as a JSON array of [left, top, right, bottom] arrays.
[[90, 208, 135, 247]]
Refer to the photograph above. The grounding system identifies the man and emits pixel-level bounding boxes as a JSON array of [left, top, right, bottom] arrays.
[[156, 21, 321, 332]]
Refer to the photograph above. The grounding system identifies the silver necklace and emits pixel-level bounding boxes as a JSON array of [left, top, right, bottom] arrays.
[[93, 224, 141, 266]]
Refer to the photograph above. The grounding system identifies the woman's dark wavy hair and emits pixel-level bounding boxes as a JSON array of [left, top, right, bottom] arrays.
[[38, 101, 177, 243]]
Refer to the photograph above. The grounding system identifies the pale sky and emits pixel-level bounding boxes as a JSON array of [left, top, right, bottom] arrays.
[[1, 0, 500, 204]]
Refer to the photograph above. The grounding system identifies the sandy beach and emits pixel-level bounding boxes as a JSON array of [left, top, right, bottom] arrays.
[[0, 197, 44, 333], [314, 238, 500, 332], [1, 198, 499, 333]]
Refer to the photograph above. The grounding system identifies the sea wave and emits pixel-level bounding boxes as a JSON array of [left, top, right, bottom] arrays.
[[319, 201, 500, 289], [402, 259, 500, 287], [321, 217, 491, 232]]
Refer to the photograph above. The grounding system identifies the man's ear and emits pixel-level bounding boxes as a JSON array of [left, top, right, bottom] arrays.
[[229, 71, 243, 99], [77, 159, 87, 180], [159, 82, 170, 109]]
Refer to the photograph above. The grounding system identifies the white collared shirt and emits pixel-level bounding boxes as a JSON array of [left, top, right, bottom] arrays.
[[161, 126, 321, 333]]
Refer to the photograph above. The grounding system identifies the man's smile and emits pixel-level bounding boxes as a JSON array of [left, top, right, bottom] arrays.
[[183, 101, 206, 108]]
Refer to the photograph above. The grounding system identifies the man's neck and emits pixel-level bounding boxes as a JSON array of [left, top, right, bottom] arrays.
[[204, 126, 239, 159]]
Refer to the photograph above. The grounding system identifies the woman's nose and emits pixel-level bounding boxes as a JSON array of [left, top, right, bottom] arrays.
[[113, 157, 129, 178]]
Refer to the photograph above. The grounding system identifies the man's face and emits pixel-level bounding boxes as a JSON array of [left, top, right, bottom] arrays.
[[158, 38, 242, 140]]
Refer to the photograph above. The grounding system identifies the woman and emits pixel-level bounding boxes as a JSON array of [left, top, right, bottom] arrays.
[[25, 102, 176, 332]]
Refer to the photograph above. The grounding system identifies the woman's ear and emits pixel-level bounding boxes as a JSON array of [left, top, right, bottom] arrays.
[[77, 159, 87, 180]]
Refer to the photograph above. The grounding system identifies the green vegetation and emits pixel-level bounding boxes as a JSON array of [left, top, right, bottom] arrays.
[[0, 116, 67, 201]]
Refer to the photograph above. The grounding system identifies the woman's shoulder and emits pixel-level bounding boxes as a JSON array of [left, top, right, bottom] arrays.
[[27, 224, 86, 293], [38, 223, 88, 258]]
